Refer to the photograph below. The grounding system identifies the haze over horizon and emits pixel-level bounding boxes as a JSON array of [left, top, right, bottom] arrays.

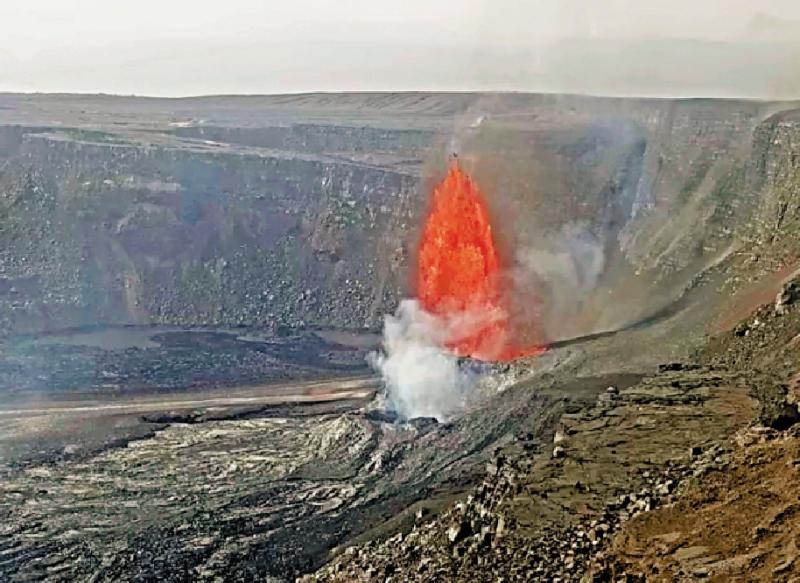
[[2, 0, 800, 99]]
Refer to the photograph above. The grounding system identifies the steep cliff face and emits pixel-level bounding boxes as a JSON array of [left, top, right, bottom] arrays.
[[623, 102, 800, 280], [742, 112, 800, 271], [0, 128, 418, 334], [0, 94, 797, 338]]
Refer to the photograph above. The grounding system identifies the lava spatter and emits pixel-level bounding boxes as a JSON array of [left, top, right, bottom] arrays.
[[417, 161, 542, 361]]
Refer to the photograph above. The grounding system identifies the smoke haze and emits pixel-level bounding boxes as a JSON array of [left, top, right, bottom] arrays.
[[1, 1, 799, 97], [514, 222, 606, 339]]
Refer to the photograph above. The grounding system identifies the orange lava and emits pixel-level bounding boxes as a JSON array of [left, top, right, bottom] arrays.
[[417, 161, 543, 361]]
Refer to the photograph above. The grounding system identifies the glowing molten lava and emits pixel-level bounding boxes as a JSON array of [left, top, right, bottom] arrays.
[[417, 161, 543, 361]]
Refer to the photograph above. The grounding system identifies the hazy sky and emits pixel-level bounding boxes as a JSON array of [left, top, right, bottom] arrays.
[[1, 0, 800, 97]]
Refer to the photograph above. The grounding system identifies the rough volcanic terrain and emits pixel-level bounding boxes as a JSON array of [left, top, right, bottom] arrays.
[[1, 93, 800, 581]]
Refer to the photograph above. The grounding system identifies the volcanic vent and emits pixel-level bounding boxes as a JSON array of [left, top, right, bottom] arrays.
[[371, 159, 545, 421]]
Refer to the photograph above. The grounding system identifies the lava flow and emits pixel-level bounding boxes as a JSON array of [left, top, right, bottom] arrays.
[[417, 160, 543, 361]]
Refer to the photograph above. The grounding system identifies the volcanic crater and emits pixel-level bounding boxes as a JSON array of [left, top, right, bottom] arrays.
[[1, 92, 799, 581]]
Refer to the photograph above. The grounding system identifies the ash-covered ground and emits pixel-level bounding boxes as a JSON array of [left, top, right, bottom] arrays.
[[1, 93, 800, 581], [0, 325, 378, 468]]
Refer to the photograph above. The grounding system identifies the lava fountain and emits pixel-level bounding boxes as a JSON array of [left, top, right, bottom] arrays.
[[417, 160, 544, 361]]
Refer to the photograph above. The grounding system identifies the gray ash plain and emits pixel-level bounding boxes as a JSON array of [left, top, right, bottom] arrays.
[[0, 325, 378, 468], [0, 325, 375, 400]]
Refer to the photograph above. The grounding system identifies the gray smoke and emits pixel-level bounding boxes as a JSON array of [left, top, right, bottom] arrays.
[[514, 221, 606, 337]]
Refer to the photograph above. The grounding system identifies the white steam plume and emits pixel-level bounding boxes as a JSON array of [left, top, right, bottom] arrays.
[[368, 299, 478, 422]]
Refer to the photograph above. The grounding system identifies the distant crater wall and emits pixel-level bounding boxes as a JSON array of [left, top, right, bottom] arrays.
[[0, 129, 418, 334], [1, 97, 798, 338]]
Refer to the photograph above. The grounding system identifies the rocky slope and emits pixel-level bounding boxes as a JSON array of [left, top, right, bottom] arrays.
[[303, 271, 800, 582]]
